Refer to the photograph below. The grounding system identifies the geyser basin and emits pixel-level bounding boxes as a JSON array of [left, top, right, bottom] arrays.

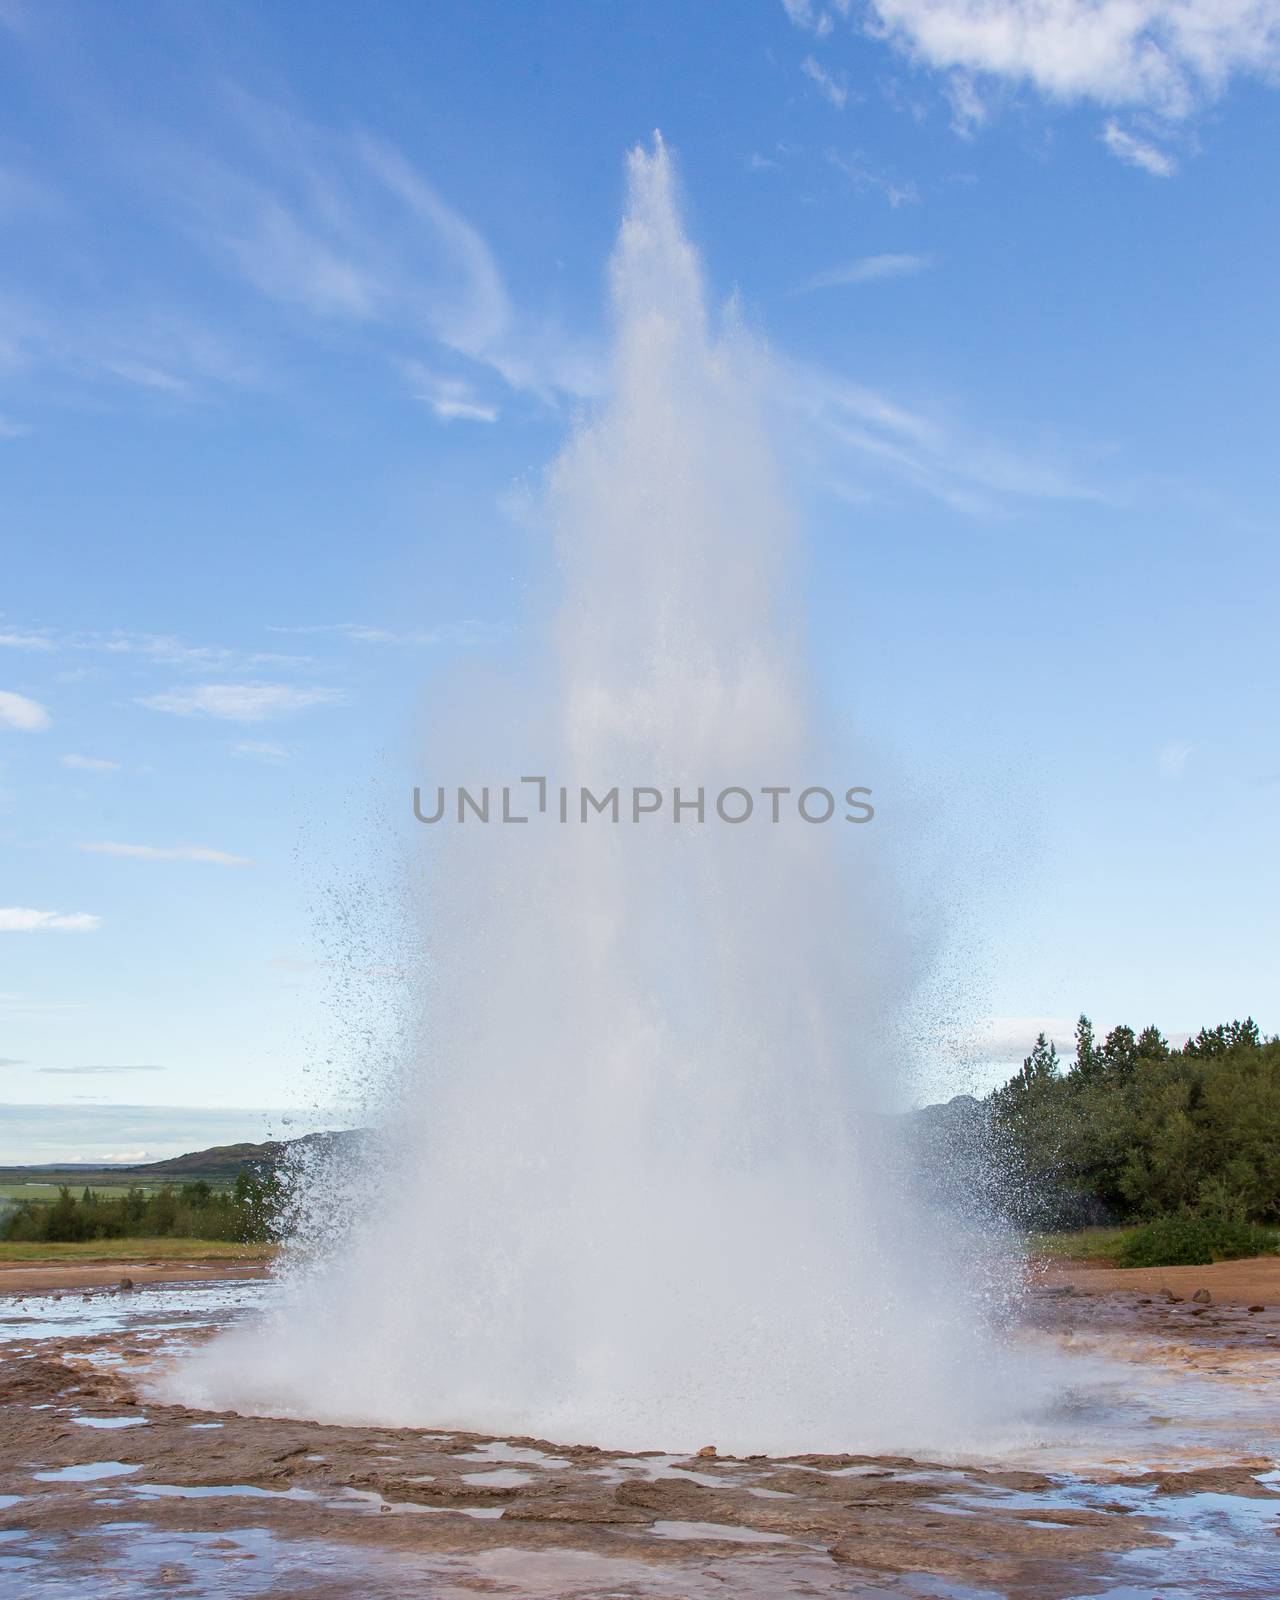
[[162, 138, 1053, 1456]]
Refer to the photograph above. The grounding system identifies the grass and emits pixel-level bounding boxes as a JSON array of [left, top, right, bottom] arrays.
[[1030, 1220, 1280, 1268], [0, 1172, 238, 1199], [0, 1238, 277, 1264], [0, 1182, 177, 1204], [1028, 1226, 1142, 1263]]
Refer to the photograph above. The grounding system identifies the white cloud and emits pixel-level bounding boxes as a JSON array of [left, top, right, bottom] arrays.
[[827, 149, 921, 207], [1102, 119, 1177, 174], [1158, 739, 1195, 777], [783, 0, 836, 35], [231, 739, 292, 764], [0, 414, 30, 438], [269, 619, 501, 648], [863, 1, 1280, 118], [0, 907, 101, 932], [137, 682, 345, 721], [950, 1014, 1078, 1066], [802, 53, 851, 107], [0, 630, 56, 649], [781, 356, 1111, 515], [0, 291, 257, 401], [0, 689, 50, 730], [78, 842, 252, 866], [38, 1064, 165, 1076], [60, 754, 120, 771], [403, 360, 499, 423], [805, 252, 933, 288], [0, 624, 310, 672], [153, 98, 591, 404]]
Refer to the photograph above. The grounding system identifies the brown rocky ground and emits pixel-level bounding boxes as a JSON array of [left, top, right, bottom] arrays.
[[0, 1270, 1276, 1597], [1040, 1252, 1280, 1307]]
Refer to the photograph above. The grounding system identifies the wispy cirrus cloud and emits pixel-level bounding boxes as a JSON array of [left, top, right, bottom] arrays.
[[803, 252, 933, 290], [1102, 121, 1177, 176], [801, 54, 850, 109], [268, 620, 502, 648], [0, 906, 101, 932], [1158, 740, 1195, 778], [38, 1063, 166, 1076], [781, 357, 1113, 516], [136, 682, 344, 722], [60, 754, 120, 771], [141, 94, 598, 413], [402, 359, 499, 423], [78, 842, 252, 866], [0, 289, 258, 401], [0, 689, 50, 730], [0, 624, 310, 673], [230, 740, 292, 765]]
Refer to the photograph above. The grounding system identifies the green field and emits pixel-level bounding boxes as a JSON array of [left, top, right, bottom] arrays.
[[0, 1171, 238, 1201], [1028, 1227, 1139, 1263], [0, 1237, 276, 1263], [0, 1180, 187, 1205]]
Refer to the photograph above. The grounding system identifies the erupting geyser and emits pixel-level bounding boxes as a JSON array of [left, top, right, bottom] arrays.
[[167, 138, 1043, 1455]]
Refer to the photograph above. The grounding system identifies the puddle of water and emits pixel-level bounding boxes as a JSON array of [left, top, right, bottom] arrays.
[[606, 1453, 724, 1487], [71, 1415, 148, 1430], [459, 1468, 535, 1488], [650, 1519, 792, 1543], [342, 1488, 506, 1519], [33, 1462, 139, 1482], [455, 1441, 571, 1468], [0, 1280, 265, 1346], [131, 1482, 318, 1502]]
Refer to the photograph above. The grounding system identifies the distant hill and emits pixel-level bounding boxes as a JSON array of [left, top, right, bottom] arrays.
[[0, 1129, 364, 1186], [121, 1128, 364, 1179]]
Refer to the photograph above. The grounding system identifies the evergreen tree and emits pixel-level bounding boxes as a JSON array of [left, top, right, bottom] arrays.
[[1136, 1025, 1169, 1059], [1072, 1014, 1101, 1082]]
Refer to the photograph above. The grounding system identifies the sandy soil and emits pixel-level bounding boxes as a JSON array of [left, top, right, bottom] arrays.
[[1040, 1252, 1280, 1306], [0, 1257, 271, 1294]]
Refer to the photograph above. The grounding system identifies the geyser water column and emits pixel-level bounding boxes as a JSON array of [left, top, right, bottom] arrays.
[[166, 137, 1032, 1455]]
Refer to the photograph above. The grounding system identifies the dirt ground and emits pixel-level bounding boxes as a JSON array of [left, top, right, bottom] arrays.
[[2, 1263, 1279, 1598], [0, 1257, 272, 1294], [1039, 1251, 1280, 1306]]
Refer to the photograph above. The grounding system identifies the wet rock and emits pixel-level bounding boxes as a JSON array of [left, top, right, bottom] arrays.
[[1191, 1288, 1212, 1304], [1248, 1304, 1265, 1313], [501, 1499, 652, 1524], [117, 1278, 135, 1294], [695, 1444, 717, 1457]]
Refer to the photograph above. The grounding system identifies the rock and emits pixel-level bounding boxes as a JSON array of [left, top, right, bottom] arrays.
[[1161, 1290, 1182, 1303], [117, 1277, 135, 1293], [696, 1444, 717, 1458], [1191, 1288, 1212, 1304], [1248, 1304, 1265, 1313]]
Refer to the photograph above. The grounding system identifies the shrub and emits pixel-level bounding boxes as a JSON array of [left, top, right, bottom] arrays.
[[1116, 1213, 1280, 1268]]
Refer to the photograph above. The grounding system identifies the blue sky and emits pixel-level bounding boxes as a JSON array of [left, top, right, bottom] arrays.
[[2, 1, 1278, 1160]]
